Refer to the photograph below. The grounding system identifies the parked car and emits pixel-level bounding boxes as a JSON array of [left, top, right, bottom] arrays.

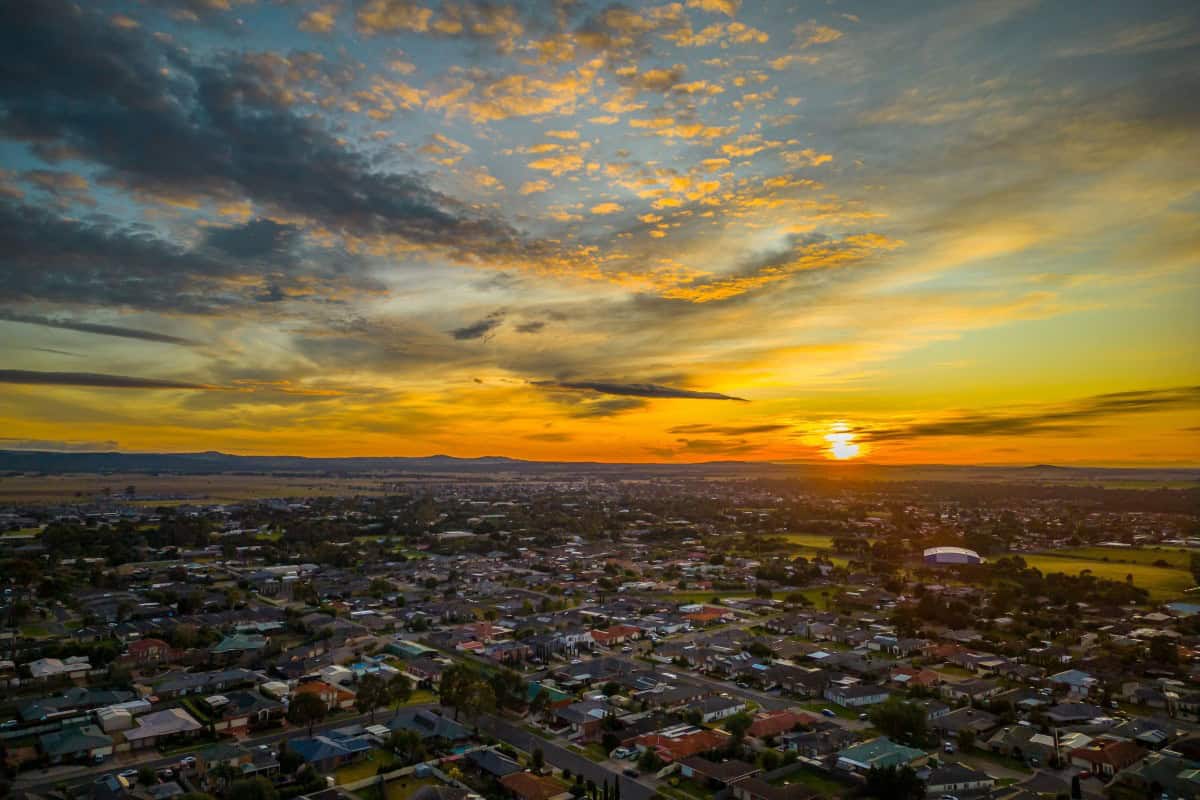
[[943, 742, 955, 754], [117, 769, 139, 783], [821, 709, 837, 717], [611, 747, 635, 760], [623, 768, 639, 778], [858, 713, 869, 721], [179, 755, 197, 769], [1077, 771, 1091, 780]]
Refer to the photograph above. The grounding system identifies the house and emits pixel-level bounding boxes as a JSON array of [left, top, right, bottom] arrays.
[[1109, 751, 1200, 800], [387, 708, 471, 742], [930, 708, 999, 740], [1048, 669, 1099, 698], [635, 725, 729, 762], [836, 737, 929, 773], [924, 763, 994, 797], [209, 633, 269, 662], [119, 638, 175, 667], [678, 757, 760, 788], [748, 710, 805, 740], [1068, 737, 1148, 779], [729, 776, 819, 800], [824, 683, 889, 708], [687, 695, 747, 723], [202, 690, 285, 736], [153, 668, 258, 700], [498, 772, 572, 800], [289, 734, 373, 772], [122, 708, 204, 749], [1046, 703, 1106, 725], [467, 748, 523, 778], [39, 724, 114, 764], [27, 656, 92, 681], [556, 700, 613, 741], [294, 679, 356, 711], [942, 678, 1001, 704]]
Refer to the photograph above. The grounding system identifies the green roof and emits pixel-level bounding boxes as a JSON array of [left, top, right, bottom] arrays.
[[40, 724, 113, 757], [837, 737, 927, 769], [211, 633, 269, 653]]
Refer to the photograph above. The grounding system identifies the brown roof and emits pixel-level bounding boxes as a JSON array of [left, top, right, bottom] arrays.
[[499, 772, 568, 800]]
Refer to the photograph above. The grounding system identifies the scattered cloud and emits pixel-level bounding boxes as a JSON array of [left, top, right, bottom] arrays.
[[537, 380, 748, 402]]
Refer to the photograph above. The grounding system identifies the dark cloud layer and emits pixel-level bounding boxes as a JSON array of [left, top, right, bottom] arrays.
[[860, 386, 1200, 442], [0, 369, 216, 390], [538, 380, 748, 401], [0, 0, 534, 311], [451, 311, 505, 340], [0, 309, 197, 345], [669, 423, 790, 435]]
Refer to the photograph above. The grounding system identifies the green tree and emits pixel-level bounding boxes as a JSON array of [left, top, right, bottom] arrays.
[[287, 691, 327, 737], [388, 672, 414, 719], [531, 748, 545, 772], [863, 765, 924, 800], [227, 777, 278, 800], [725, 712, 753, 752], [868, 697, 928, 747], [356, 673, 389, 722]]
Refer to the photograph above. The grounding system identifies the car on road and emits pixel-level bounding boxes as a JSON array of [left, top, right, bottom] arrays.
[[858, 713, 869, 721], [179, 755, 197, 768], [1077, 771, 1091, 780], [821, 709, 837, 717], [621, 646, 633, 652], [943, 742, 955, 754]]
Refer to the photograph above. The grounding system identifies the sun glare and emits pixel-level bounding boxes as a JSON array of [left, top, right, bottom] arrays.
[[825, 423, 861, 460]]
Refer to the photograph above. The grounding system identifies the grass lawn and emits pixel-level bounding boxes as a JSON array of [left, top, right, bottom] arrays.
[[661, 777, 714, 800], [403, 689, 437, 705], [1047, 546, 1194, 568], [1015, 554, 1194, 600], [19, 624, 52, 639], [355, 776, 439, 800], [336, 750, 398, 785], [771, 767, 848, 794], [780, 534, 836, 550]]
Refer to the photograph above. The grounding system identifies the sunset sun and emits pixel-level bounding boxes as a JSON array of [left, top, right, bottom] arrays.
[[825, 423, 862, 460]]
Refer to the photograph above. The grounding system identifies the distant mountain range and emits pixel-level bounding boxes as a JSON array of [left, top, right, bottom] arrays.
[[0, 449, 1197, 482]]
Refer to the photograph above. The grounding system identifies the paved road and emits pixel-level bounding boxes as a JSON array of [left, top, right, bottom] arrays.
[[478, 715, 655, 800]]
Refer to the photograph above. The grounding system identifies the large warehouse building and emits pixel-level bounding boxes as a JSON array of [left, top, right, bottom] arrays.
[[923, 546, 983, 565]]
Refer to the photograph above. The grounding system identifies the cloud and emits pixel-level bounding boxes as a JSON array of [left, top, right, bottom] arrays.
[[669, 423, 790, 435], [859, 386, 1200, 442], [0, 369, 218, 390], [515, 321, 546, 334], [0, 0, 524, 261], [0, 310, 198, 345], [537, 380, 748, 402], [450, 311, 505, 340], [0, 437, 118, 452]]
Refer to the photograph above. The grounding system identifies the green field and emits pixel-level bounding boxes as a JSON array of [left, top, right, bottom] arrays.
[[781, 534, 836, 550], [1018, 554, 1194, 600], [336, 749, 397, 784], [1045, 546, 1194, 568]]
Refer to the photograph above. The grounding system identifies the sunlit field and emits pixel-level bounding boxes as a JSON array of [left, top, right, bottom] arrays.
[[1017, 553, 1194, 601]]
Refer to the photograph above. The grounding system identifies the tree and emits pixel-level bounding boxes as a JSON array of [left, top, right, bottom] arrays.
[[388, 672, 414, 719], [287, 691, 327, 737], [863, 765, 924, 800], [1071, 775, 1082, 800], [725, 712, 753, 753], [956, 728, 976, 752], [602, 681, 621, 697], [531, 748, 545, 772], [439, 665, 474, 720], [529, 688, 549, 719], [489, 669, 525, 711], [227, 777, 279, 800], [868, 698, 928, 747], [637, 749, 662, 772], [356, 673, 389, 722]]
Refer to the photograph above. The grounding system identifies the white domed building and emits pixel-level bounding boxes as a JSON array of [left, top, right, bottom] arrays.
[[923, 546, 983, 565]]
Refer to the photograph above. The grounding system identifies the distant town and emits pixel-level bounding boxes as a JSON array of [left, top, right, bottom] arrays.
[[1, 464, 1199, 800]]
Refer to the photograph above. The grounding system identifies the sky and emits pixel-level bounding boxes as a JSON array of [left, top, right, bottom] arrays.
[[0, 0, 1197, 465]]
